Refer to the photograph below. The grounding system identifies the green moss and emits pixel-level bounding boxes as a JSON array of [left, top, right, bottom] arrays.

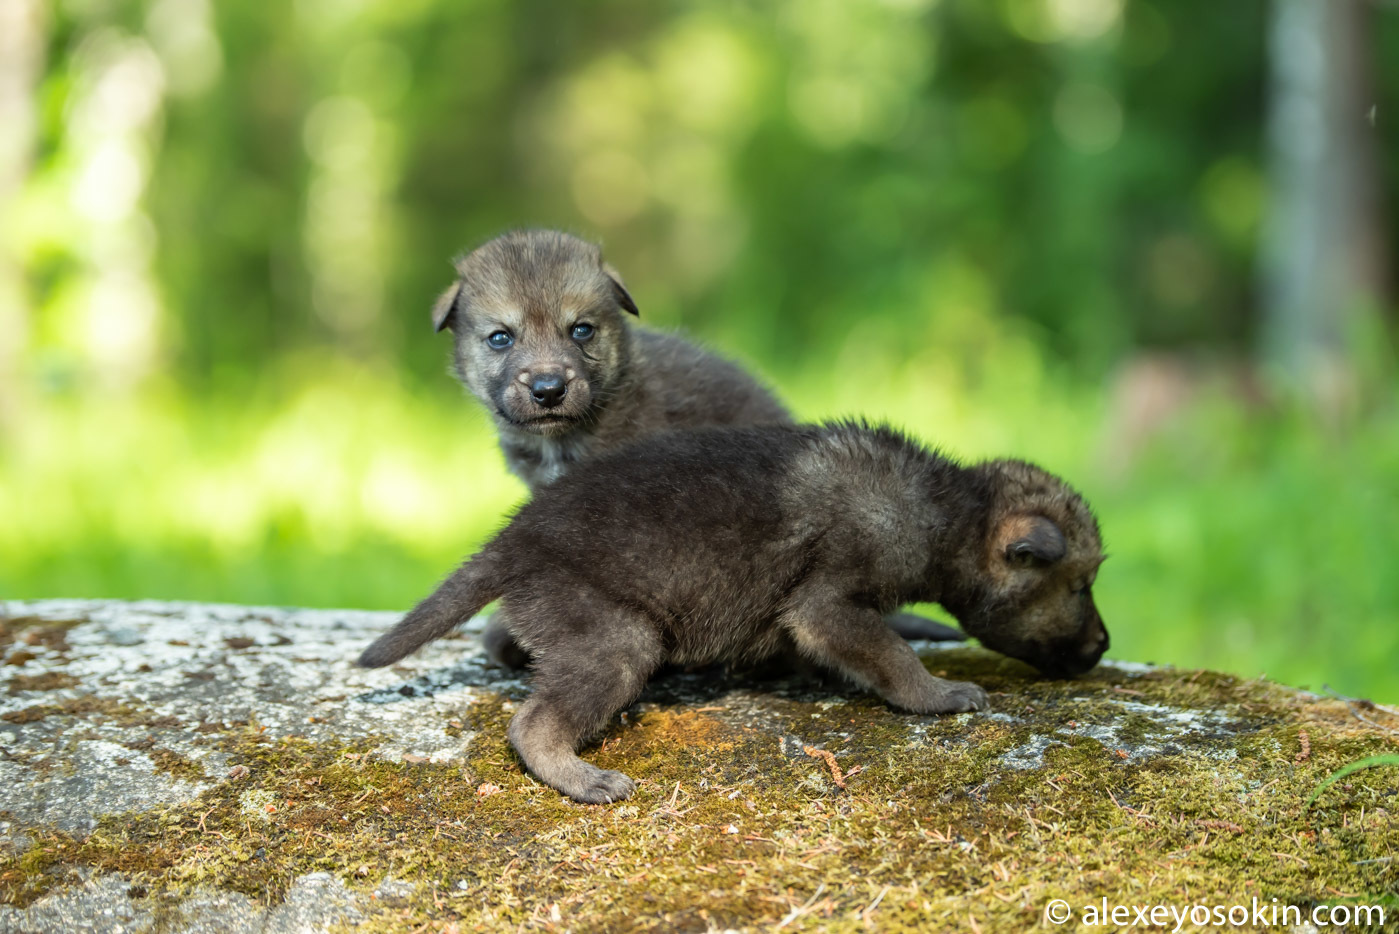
[[147, 748, 207, 783], [0, 655, 1395, 931], [0, 617, 81, 656], [6, 672, 81, 694], [1, 694, 145, 725]]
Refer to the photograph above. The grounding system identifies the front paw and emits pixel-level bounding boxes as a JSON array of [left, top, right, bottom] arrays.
[[562, 765, 637, 804], [917, 680, 989, 714]]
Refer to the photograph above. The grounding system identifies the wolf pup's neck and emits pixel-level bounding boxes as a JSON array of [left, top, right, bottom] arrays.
[[916, 463, 995, 614]]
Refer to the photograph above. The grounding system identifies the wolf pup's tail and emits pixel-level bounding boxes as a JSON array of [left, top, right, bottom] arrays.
[[357, 558, 503, 668]]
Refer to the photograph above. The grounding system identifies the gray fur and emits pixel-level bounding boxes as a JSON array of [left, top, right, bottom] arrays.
[[358, 422, 1109, 804], [436, 229, 789, 488], [434, 230, 962, 652]]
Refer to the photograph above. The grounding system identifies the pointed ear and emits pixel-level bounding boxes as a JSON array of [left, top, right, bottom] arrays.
[[431, 281, 463, 333], [1000, 514, 1067, 566], [602, 263, 639, 316]]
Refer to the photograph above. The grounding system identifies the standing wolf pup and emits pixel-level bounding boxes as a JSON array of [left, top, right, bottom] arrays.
[[432, 229, 961, 660], [359, 422, 1109, 803]]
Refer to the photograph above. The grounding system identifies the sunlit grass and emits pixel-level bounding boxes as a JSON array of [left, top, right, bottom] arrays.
[[1, 359, 526, 607], [3, 351, 1397, 702]]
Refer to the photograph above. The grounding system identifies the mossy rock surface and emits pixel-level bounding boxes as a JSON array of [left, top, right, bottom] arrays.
[[0, 599, 1394, 932]]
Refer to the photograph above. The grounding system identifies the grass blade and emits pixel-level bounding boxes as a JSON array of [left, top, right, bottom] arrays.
[[1305, 755, 1399, 809]]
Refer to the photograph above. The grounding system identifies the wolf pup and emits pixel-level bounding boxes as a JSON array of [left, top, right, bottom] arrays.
[[432, 229, 959, 659], [359, 422, 1109, 804], [433, 229, 790, 488]]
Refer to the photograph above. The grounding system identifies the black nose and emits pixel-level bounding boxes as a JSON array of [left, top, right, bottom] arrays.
[[530, 374, 567, 408]]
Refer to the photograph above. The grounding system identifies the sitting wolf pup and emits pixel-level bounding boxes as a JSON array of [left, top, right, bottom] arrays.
[[358, 422, 1110, 804], [431, 229, 959, 661]]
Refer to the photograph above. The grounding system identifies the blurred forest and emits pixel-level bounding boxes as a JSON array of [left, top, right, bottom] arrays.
[[1, 0, 1397, 698]]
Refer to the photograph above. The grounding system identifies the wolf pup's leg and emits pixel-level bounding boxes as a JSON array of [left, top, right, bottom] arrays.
[[481, 611, 531, 669], [506, 598, 663, 804], [783, 588, 989, 714], [884, 612, 965, 642]]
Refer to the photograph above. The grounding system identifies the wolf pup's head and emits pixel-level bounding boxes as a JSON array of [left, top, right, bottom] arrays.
[[433, 230, 640, 437], [955, 460, 1109, 678]]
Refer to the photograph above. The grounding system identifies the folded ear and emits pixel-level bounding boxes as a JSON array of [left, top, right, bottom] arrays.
[[431, 281, 463, 333], [602, 263, 639, 316], [1000, 514, 1067, 566]]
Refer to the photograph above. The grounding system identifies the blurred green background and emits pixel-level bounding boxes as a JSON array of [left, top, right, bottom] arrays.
[[2, 0, 1396, 699]]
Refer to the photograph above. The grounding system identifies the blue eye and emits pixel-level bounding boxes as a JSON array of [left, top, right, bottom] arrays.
[[570, 323, 595, 342], [487, 331, 513, 350]]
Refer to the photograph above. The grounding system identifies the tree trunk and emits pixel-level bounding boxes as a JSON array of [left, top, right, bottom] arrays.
[[1260, 0, 1391, 411], [1264, 0, 1393, 411]]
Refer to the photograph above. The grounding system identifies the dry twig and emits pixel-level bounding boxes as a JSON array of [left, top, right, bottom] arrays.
[[775, 883, 826, 930], [1323, 686, 1399, 737], [803, 745, 848, 788], [860, 885, 891, 923]]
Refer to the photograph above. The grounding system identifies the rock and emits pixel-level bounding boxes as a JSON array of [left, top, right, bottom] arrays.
[[0, 869, 358, 933], [0, 599, 1394, 932], [102, 628, 144, 648], [0, 872, 151, 934]]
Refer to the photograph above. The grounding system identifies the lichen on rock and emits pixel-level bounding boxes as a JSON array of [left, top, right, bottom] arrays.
[[0, 599, 1394, 932]]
